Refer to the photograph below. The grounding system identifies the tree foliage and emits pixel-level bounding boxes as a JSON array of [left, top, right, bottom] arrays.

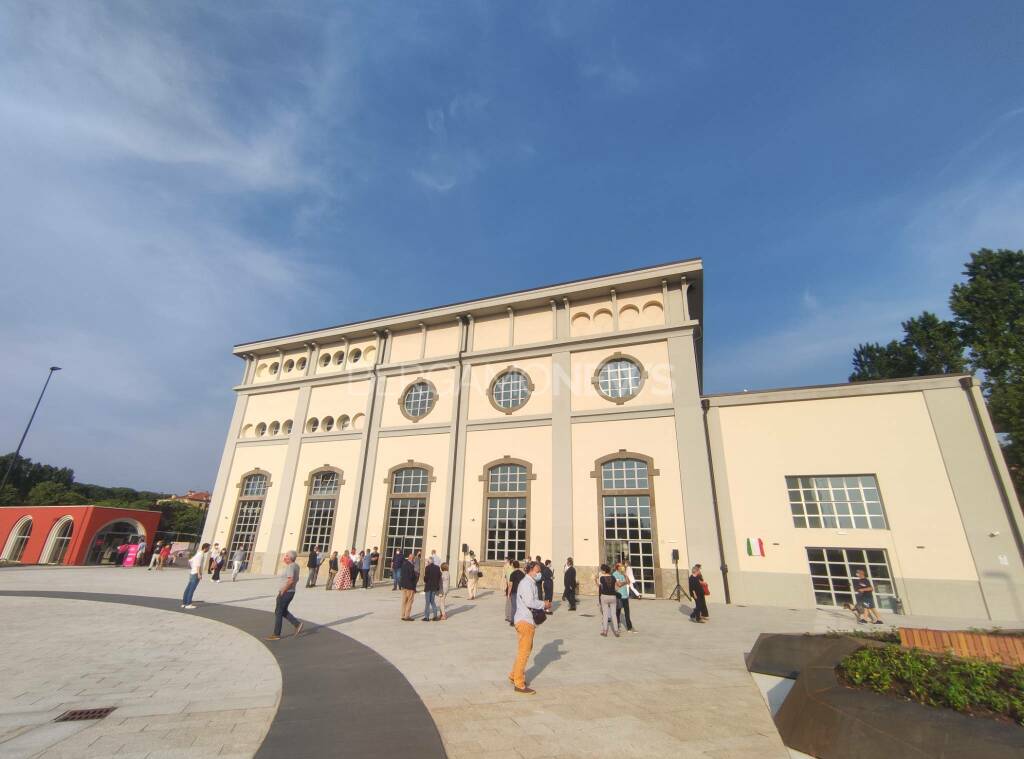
[[850, 312, 965, 381], [850, 248, 1024, 498]]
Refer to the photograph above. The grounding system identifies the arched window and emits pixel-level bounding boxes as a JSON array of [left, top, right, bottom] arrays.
[[595, 454, 659, 596], [400, 380, 437, 421], [334, 351, 346, 366], [42, 517, 74, 565], [227, 471, 270, 566], [269, 362, 280, 375], [255, 422, 267, 437], [2, 517, 33, 562], [282, 419, 293, 434], [321, 352, 333, 368], [349, 349, 362, 364], [300, 468, 342, 555], [283, 359, 294, 373], [481, 459, 533, 562], [306, 417, 319, 433], [381, 464, 432, 578], [268, 421, 280, 436], [322, 416, 335, 432], [296, 357, 307, 371]]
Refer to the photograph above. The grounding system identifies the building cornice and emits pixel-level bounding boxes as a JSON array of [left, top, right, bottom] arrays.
[[702, 374, 975, 408]]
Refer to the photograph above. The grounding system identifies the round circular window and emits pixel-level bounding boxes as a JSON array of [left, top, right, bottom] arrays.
[[594, 356, 645, 402], [490, 369, 533, 412], [401, 380, 436, 420]]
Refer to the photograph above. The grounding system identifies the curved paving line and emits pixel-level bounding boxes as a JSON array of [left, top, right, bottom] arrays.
[[0, 590, 447, 758]]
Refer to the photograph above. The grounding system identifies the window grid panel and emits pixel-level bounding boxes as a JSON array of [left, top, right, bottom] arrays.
[[310, 471, 339, 496], [487, 464, 528, 493], [382, 497, 426, 579], [602, 494, 655, 595], [241, 474, 268, 497], [805, 546, 899, 612], [49, 521, 74, 564], [392, 467, 429, 494], [227, 499, 264, 564], [485, 496, 528, 562], [786, 475, 887, 530], [601, 459, 650, 490], [301, 498, 336, 554], [403, 382, 436, 418], [492, 371, 531, 409], [5, 521, 32, 562], [598, 359, 642, 399]]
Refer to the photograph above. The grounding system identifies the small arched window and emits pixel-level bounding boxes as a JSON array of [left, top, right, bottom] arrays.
[[42, 517, 74, 564], [269, 362, 280, 375], [283, 360, 294, 373], [350, 349, 362, 364], [282, 419, 293, 434], [334, 351, 346, 366], [306, 417, 319, 433], [268, 421, 280, 436], [338, 415, 351, 430], [255, 422, 267, 437], [322, 416, 335, 432], [320, 353, 332, 367], [2, 517, 33, 562]]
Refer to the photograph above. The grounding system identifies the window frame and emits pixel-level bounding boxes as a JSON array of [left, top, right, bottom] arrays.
[[298, 466, 345, 557], [40, 516, 74, 565], [226, 469, 272, 566], [786, 474, 889, 531], [478, 456, 535, 564], [487, 367, 535, 415], [379, 461, 435, 578], [592, 451, 661, 596], [398, 378, 438, 422], [1, 516, 33, 562], [592, 353, 647, 404]]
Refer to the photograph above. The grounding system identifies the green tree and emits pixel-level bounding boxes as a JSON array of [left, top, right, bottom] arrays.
[[26, 481, 87, 505], [850, 311, 965, 381], [950, 248, 1024, 494]]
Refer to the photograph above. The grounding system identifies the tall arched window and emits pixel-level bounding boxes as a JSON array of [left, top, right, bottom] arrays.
[[481, 459, 533, 562], [300, 468, 343, 554], [594, 454, 660, 596], [381, 464, 433, 578], [1, 517, 33, 562], [42, 517, 74, 565], [227, 471, 270, 566]]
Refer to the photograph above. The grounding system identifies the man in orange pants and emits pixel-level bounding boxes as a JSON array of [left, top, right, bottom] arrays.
[[509, 560, 550, 695]]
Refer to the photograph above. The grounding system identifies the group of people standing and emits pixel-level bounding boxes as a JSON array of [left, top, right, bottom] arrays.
[[306, 546, 380, 590], [392, 549, 452, 621]]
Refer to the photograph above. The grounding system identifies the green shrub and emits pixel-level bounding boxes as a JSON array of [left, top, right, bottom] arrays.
[[838, 645, 1024, 724]]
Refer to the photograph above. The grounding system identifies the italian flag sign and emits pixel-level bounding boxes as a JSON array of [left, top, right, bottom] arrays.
[[746, 538, 765, 557]]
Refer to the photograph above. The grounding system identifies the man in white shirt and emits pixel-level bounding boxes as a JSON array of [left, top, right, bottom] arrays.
[[268, 550, 304, 640], [181, 543, 210, 609], [509, 561, 549, 695]]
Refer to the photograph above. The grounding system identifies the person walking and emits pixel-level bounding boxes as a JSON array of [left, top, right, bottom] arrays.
[[210, 544, 224, 583], [688, 564, 709, 623], [148, 541, 163, 571], [333, 550, 353, 590], [361, 550, 372, 589], [438, 562, 451, 620], [136, 538, 148, 568], [230, 546, 244, 580], [613, 562, 636, 633], [507, 560, 525, 626], [267, 550, 304, 640], [325, 551, 339, 590], [853, 569, 884, 624], [399, 551, 419, 621], [596, 564, 620, 637], [423, 559, 442, 621], [305, 547, 321, 588], [466, 558, 480, 600], [562, 557, 577, 611], [509, 561, 549, 695], [159, 542, 171, 570], [181, 543, 210, 610], [392, 549, 404, 591]]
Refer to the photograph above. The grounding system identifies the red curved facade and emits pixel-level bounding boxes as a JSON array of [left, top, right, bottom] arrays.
[[0, 505, 161, 565]]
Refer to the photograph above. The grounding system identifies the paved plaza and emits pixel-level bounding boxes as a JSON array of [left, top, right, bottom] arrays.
[[1, 566, 1018, 759]]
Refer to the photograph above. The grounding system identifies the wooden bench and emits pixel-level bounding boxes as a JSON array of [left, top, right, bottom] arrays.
[[899, 627, 1024, 666]]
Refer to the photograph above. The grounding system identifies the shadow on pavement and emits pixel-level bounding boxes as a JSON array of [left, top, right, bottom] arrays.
[[527, 638, 566, 683]]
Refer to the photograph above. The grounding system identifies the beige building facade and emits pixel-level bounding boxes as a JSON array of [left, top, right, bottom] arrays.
[[202, 259, 1024, 621]]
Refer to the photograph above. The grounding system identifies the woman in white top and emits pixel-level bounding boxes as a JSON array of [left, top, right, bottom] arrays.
[[624, 560, 642, 599], [466, 558, 480, 599]]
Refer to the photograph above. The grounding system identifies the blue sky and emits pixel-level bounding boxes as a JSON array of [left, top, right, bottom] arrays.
[[2, 1, 1023, 492]]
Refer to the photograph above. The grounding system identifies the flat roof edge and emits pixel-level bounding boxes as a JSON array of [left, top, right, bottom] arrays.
[[703, 373, 975, 406]]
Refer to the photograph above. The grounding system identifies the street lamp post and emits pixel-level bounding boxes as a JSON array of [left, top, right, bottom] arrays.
[[0, 366, 62, 497]]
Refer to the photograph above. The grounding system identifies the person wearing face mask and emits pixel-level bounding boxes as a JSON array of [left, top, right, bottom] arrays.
[[508, 560, 549, 695]]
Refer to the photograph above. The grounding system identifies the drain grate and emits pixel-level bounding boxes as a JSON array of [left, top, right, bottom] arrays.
[[54, 707, 116, 722]]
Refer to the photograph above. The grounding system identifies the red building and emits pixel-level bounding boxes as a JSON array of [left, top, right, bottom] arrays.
[[0, 505, 162, 566]]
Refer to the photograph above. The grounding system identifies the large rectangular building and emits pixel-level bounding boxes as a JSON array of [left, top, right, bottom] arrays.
[[202, 259, 1024, 620]]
